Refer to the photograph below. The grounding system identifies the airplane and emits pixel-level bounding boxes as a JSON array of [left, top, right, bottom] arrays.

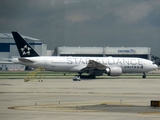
[[11, 31, 158, 80]]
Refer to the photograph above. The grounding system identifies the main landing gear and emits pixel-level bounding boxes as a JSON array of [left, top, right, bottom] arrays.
[[72, 74, 96, 81], [73, 75, 81, 81], [142, 72, 146, 78], [73, 72, 82, 81]]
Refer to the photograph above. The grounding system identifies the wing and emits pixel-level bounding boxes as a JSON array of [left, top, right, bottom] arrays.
[[80, 60, 107, 73]]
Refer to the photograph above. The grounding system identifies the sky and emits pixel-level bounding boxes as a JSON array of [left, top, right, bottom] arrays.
[[0, 0, 160, 56]]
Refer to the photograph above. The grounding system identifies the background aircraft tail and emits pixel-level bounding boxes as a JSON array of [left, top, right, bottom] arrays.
[[12, 31, 39, 57]]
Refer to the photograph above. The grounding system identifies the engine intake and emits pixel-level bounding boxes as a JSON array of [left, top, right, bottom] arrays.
[[106, 66, 122, 76]]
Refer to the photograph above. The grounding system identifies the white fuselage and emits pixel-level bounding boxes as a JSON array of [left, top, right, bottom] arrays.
[[13, 56, 158, 73]]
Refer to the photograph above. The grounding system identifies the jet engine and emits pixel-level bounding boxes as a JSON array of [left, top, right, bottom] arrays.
[[105, 66, 122, 76]]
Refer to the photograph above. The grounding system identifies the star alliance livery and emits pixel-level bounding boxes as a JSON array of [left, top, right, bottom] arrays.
[[11, 31, 158, 80]]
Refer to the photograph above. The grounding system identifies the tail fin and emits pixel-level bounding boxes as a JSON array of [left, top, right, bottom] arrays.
[[12, 31, 39, 57]]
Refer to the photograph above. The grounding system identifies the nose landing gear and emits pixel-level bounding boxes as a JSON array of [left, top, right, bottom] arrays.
[[142, 72, 146, 78]]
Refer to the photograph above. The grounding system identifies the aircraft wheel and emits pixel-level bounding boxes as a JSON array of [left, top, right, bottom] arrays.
[[73, 75, 81, 81], [142, 73, 146, 78]]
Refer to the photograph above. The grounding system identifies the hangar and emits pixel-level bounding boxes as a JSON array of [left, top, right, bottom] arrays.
[[0, 33, 47, 71], [53, 46, 151, 59]]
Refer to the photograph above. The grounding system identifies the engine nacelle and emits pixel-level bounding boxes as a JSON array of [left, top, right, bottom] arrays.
[[105, 66, 122, 76]]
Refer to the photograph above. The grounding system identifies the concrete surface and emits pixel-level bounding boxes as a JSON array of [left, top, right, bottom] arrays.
[[0, 78, 160, 120]]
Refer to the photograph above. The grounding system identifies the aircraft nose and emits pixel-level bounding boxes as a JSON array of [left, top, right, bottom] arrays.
[[152, 64, 158, 70], [155, 64, 158, 69]]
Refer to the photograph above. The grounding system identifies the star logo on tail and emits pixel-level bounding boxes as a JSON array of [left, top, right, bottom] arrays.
[[21, 45, 31, 55]]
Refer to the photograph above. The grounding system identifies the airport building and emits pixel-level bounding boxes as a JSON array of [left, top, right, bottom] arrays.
[[0, 33, 47, 71], [53, 46, 151, 59]]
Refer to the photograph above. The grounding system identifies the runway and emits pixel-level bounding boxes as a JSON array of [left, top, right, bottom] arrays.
[[1, 78, 160, 120]]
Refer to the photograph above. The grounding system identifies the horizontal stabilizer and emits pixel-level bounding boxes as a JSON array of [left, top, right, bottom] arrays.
[[18, 58, 35, 63], [2, 58, 13, 62]]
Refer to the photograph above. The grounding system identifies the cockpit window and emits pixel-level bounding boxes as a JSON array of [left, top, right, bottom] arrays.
[[152, 62, 156, 65]]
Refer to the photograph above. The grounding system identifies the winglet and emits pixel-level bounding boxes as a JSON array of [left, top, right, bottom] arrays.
[[12, 31, 39, 57]]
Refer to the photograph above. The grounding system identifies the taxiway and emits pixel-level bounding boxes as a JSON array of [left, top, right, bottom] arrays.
[[0, 78, 160, 120]]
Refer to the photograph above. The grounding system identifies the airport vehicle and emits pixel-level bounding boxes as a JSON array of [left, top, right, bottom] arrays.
[[11, 31, 158, 80]]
